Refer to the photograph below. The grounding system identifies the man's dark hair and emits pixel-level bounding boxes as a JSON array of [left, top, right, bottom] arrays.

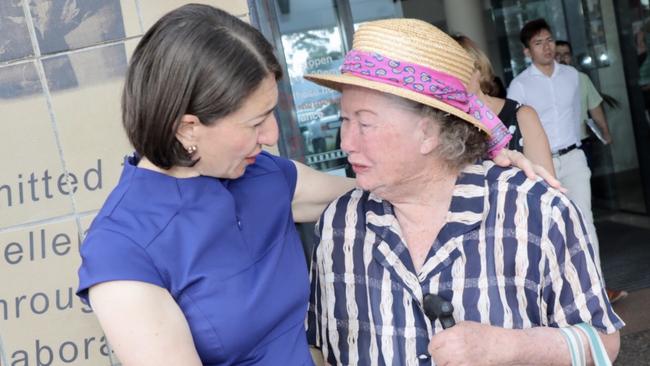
[[122, 4, 282, 169], [520, 18, 552, 48], [555, 40, 572, 53]]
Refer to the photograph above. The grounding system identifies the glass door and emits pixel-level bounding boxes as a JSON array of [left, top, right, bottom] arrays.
[[281, 26, 347, 174], [253, 0, 351, 176], [491, 0, 648, 214], [612, 0, 650, 214]]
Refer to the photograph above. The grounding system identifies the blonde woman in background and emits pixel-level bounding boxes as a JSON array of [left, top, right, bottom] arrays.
[[454, 35, 555, 176]]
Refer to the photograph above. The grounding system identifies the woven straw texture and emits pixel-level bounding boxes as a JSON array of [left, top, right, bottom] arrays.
[[305, 18, 489, 134]]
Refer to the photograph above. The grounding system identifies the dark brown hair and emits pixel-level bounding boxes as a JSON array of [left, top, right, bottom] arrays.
[[555, 40, 572, 53], [122, 4, 282, 168], [520, 18, 552, 48]]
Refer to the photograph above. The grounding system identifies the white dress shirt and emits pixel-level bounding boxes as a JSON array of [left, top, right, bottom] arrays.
[[507, 61, 581, 152]]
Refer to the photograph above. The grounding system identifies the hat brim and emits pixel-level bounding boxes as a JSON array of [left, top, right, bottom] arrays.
[[304, 73, 491, 136]]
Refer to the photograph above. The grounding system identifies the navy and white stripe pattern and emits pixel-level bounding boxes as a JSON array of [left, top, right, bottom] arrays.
[[307, 161, 624, 366]]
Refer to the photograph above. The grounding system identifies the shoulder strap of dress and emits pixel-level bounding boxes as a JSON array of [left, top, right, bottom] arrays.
[[499, 98, 521, 119]]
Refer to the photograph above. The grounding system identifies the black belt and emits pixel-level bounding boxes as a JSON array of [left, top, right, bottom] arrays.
[[552, 143, 579, 157]]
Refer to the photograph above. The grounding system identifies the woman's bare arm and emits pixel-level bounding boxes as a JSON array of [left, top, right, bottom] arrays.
[[292, 160, 356, 222], [89, 281, 202, 366], [516, 105, 556, 178]]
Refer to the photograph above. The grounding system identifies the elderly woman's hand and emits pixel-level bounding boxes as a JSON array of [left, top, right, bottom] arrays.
[[493, 149, 566, 192], [428, 321, 617, 365], [428, 321, 526, 366]]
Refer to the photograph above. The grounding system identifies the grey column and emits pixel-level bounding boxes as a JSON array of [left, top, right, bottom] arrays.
[[443, 0, 488, 52]]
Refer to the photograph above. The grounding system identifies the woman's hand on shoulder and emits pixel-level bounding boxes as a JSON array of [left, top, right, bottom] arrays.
[[89, 281, 202, 366], [492, 148, 565, 192]]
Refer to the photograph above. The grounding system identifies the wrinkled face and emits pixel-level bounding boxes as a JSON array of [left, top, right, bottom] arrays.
[[340, 86, 432, 198], [525, 29, 556, 67], [193, 75, 279, 179], [555, 44, 572, 65]]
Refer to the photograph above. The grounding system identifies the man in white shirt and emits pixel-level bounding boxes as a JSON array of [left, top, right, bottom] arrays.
[[507, 19, 626, 303], [555, 40, 613, 147]]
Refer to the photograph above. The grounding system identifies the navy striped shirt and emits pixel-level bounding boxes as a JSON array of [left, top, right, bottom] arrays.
[[307, 161, 623, 365]]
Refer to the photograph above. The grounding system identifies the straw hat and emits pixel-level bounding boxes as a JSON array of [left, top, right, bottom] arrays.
[[304, 18, 489, 134]]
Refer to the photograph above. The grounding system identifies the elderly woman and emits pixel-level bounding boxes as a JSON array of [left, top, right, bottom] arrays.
[[306, 19, 622, 366]]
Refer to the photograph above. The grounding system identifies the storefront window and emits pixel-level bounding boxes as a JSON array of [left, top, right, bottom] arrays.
[[252, 0, 348, 175], [281, 27, 346, 172]]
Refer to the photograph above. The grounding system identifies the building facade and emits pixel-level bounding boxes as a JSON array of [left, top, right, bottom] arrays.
[[0, 0, 647, 364]]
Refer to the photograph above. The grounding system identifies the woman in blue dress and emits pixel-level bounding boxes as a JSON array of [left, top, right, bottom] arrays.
[[76, 4, 556, 366], [76, 5, 354, 365]]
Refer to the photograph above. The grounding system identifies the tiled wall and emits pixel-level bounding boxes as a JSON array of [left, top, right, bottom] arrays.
[[0, 1, 249, 365]]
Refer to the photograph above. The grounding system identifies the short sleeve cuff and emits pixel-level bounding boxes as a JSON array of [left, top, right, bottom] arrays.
[[77, 229, 165, 305], [264, 151, 298, 197]]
